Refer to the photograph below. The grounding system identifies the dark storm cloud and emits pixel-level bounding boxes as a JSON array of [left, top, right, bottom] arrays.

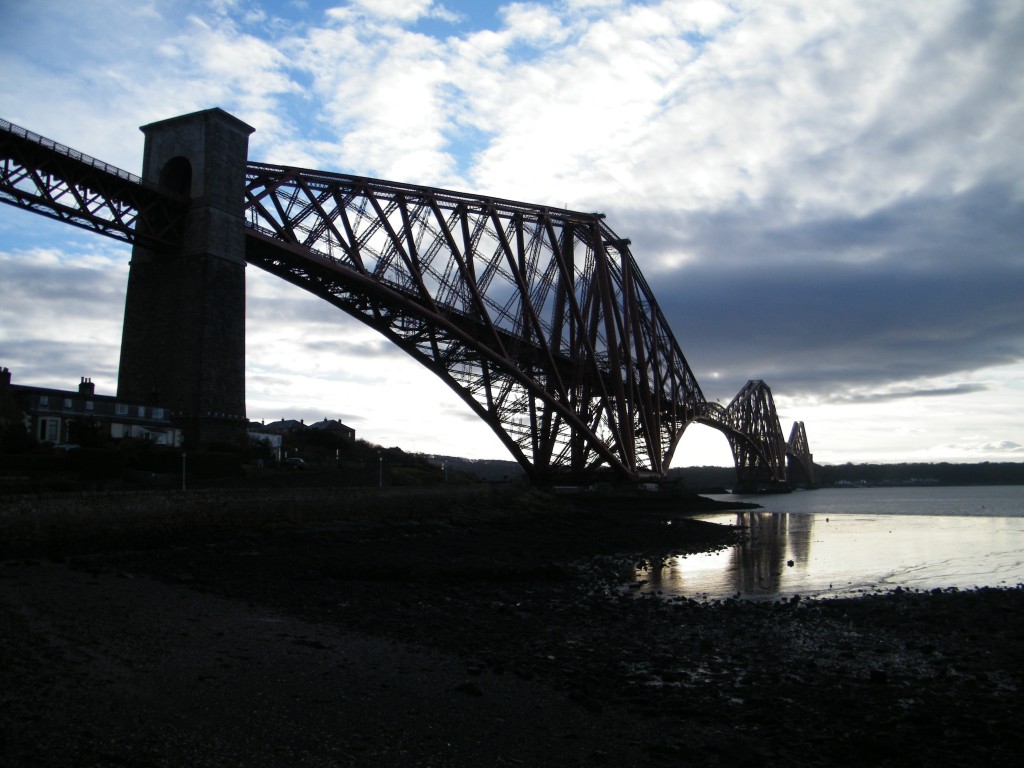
[[829, 384, 990, 405], [620, 181, 1024, 402]]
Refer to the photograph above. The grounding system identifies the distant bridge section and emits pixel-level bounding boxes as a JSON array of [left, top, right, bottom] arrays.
[[0, 110, 816, 488], [696, 381, 816, 490]]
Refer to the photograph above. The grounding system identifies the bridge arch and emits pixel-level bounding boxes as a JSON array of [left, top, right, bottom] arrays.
[[670, 421, 734, 470], [686, 382, 792, 492]]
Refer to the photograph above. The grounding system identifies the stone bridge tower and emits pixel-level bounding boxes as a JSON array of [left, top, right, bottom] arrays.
[[117, 108, 254, 446]]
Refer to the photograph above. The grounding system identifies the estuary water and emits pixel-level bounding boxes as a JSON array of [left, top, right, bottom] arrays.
[[636, 486, 1024, 601]]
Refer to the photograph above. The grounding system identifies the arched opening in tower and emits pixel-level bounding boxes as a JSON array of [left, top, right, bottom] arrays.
[[159, 156, 192, 196]]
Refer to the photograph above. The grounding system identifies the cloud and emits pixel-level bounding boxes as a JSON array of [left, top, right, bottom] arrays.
[[828, 384, 989, 405], [636, 177, 1024, 403], [498, 3, 571, 46], [331, 0, 439, 24], [429, 0, 1024, 248], [0, 244, 129, 391], [978, 441, 1023, 454]]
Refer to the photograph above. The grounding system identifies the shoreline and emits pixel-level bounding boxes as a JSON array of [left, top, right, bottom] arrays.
[[0, 483, 751, 559], [2, 487, 1022, 765]]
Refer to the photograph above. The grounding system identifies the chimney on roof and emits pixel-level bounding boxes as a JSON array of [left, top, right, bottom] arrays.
[[79, 377, 95, 396], [0, 367, 10, 388]]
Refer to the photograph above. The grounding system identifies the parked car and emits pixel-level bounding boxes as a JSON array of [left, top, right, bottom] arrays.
[[282, 457, 306, 470]]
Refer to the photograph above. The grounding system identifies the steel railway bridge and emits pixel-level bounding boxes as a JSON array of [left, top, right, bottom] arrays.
[[0, 109, 815, 490]]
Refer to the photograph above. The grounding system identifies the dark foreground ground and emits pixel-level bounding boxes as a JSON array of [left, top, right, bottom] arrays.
[[1, 486, 1022, 766]]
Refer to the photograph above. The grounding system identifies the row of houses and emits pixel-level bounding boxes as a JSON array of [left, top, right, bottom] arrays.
[[252, 417, 356, 441], [1, 367, 182, 447], [0, 367, 356, 453], [248, 417, 357, 463]]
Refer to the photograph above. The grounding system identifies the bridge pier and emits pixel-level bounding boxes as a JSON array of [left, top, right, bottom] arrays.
[[117, 109, 254, 447]]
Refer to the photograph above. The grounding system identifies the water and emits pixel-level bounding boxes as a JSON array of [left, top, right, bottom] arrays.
[[635, 486, 1024, 601]]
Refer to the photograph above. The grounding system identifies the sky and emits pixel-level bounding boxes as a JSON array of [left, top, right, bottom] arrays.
[[1, 0, 1022, 468]]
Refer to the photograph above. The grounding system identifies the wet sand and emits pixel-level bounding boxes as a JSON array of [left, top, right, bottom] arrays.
[[2, 487, 1022, 766]]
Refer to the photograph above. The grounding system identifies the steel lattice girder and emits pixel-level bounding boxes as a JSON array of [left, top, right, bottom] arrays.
[[0, 119, 184, 250], [786, 421, 816, 484], [721, 380, 789, 488], [243, 162, 706, 481]]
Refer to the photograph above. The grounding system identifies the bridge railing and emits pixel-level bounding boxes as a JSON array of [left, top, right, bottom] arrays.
[[0, 118, 143, 186]]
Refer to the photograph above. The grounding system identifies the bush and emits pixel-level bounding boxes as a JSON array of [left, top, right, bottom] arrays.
[[127, 446, 185, 474], [68, 448, 125, 490], [183, 451, 244, 481]]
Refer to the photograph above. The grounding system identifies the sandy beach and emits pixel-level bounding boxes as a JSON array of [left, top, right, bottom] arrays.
[[2, 486, 1021, 766]]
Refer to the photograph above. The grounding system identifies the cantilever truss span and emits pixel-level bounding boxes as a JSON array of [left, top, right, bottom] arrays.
[[242, 162, 705, 481], [786, 421, 816, 487], [0, 115, 816, 486], [695, 380, 798, 491]]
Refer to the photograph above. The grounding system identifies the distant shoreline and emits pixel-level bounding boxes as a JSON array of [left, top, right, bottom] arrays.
[[673, 460, 1024, 490]]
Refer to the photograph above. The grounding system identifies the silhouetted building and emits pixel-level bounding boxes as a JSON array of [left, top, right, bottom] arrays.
[[1, 368, 182, 447], [259, 418, 305, 434], [309, 418, 356, 441], [246, 421, 283, 462]]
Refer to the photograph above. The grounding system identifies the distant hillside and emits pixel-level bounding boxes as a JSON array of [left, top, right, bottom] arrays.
[[670, 462, 1024, 489], [815, 461, 1024, 487], [430, 458, 1024, 487], [424, 455, 525, 482]]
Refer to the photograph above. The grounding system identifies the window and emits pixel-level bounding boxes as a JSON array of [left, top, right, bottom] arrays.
[[152, 408, 165, 419], [39, 395, 49, 407], [138, 406, 147, 418], [39, 418, 60, 442], [116, 403, 128, 416], [63, 398, 72, 409], [86, 401, 94, 411]]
